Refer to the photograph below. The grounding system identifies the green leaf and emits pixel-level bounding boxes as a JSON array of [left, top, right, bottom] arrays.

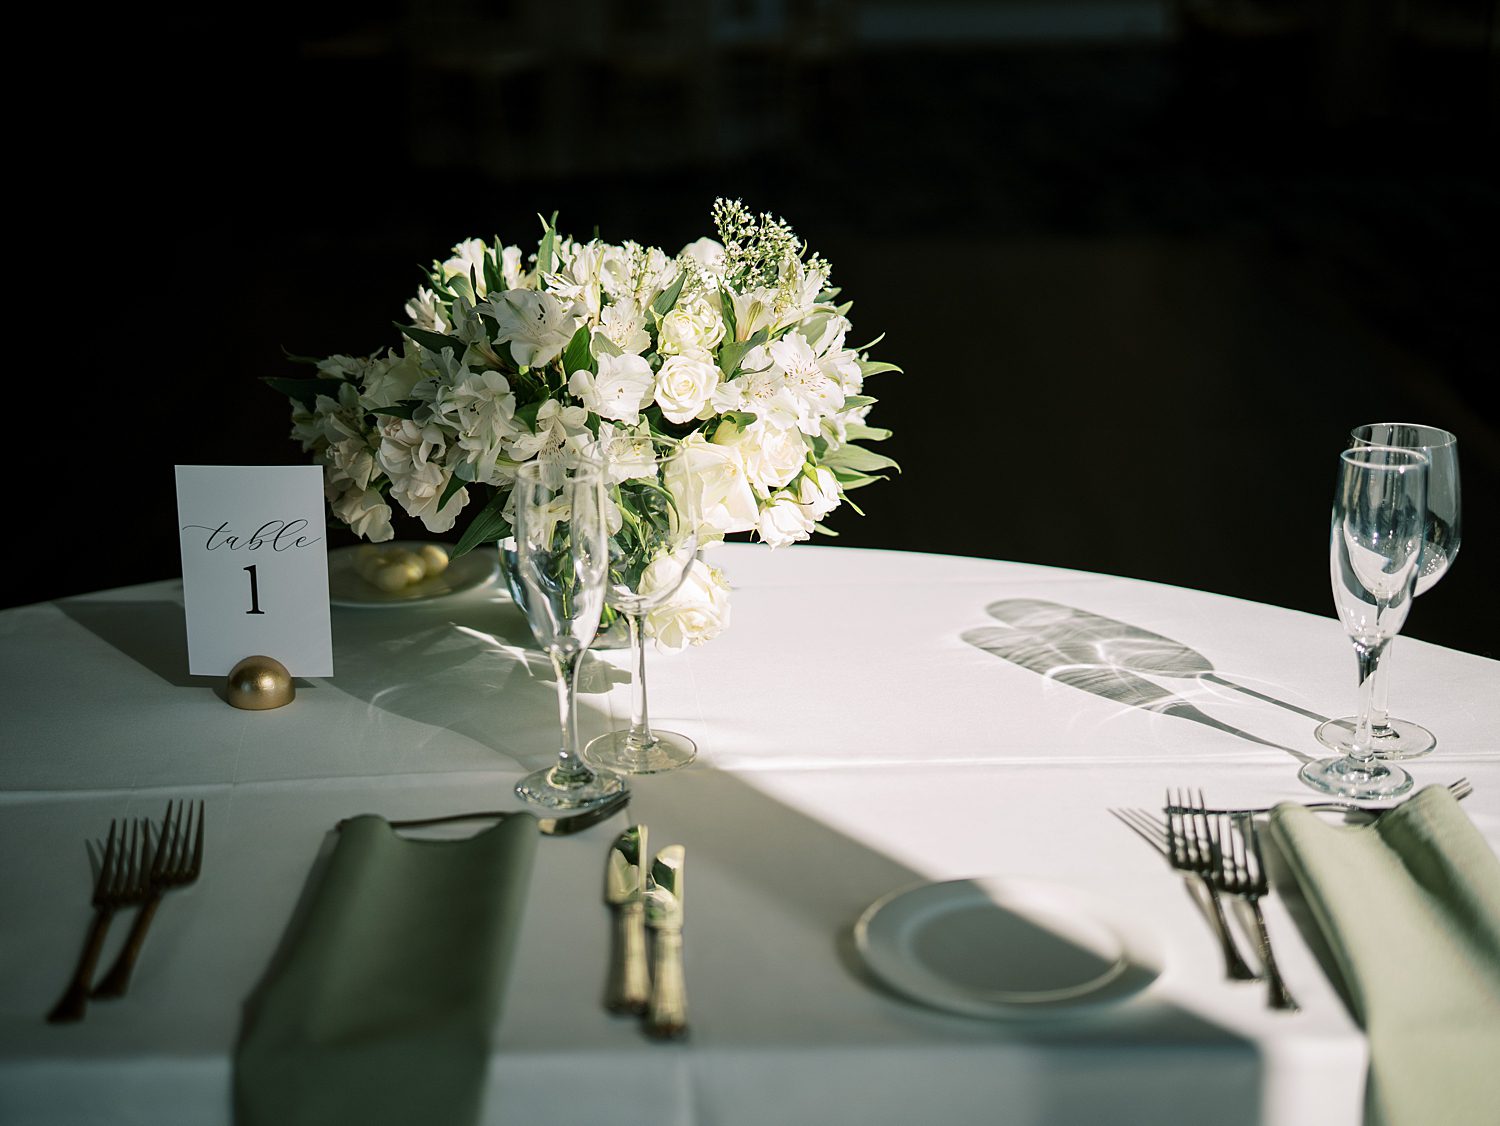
[[281, 348, 323, 366], [451, 489, 511, 560], [717, 327, 769, 378], [823, 444, 900, 475], [858, 359, 903, 378], [395, 322, 465, 357], [840, 394, 878, 411], [536, 212, 559, 275], [437, 471, 468, 511], [812, 522, 840, 537], [262, 376, 347, 409], [650, 271, 687, 318], [844, 422, 892, 443], [829, 468, 881, 490], [719, 289, 737, 339], [561, 324, 594, 375]]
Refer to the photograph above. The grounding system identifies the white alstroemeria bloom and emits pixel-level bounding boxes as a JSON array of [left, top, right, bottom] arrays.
[[441, 239, 491, 297], [796, 465, 841, 521], [500, 245, 525, 289], [664, 432, 758, 541], [729, 285, 780, 342], [757, 493, 815, 548], [432, 370, 520, 485], [508, 398, 590, 463], [657, 291, 726, 359], [679, 237, 726, 278], [714, 363, 805, 433], [481, 289, 579, 368], [377, 417, 469, 533], [315, 353, 369, 383], [766, 333, 845, 435], [569, 352, 654, 425], [404, 286, 449, 335], [643, 557, 731, 652], [547, 239, 618, 320], [594, 422, 659, 485], [713, 419, 806, 495], [329, 483, 394, 542], [594, 300, 651, 355], [654, 354, 721, 424]]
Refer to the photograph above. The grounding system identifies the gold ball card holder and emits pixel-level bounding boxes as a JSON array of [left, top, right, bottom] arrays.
[[226, 655, 295, 710]]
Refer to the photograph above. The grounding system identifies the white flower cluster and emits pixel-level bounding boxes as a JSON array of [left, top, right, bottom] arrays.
[[278, 201, 899, 647]]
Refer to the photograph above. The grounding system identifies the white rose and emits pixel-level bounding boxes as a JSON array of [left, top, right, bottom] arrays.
[[713, 420, 806, 494], [796, 466, 841, 521], [757, 494, 814, 548], [658, 292, 725, 359], [644, 557, 731, 652], [663, 432, 758, 541], [654, 355, 721, 424], [329, 484, 394, 542], [679, 237, 726, 278]]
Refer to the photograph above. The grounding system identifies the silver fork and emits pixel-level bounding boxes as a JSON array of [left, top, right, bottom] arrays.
[[1205, 804, 1299, 1012], [47, 820, 151, 1023], [1169, 777, 1472, 818], [92, 801, 205, 999], [1112, 794, 1258, 981]]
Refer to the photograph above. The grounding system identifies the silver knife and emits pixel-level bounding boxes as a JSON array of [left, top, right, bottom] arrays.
[[645, 844, 687, 1039], [604, 824, 650, 1014]]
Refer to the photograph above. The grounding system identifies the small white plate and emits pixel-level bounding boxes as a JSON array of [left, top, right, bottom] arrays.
[[855, 877, 1162, 1018], [328, 542, 500, 607]]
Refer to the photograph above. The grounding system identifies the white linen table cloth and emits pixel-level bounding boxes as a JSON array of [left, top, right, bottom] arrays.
[[2, 544, 1497, 1126]]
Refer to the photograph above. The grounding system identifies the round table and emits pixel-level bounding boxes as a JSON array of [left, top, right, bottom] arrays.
[[2, 544, 1497, 1125]]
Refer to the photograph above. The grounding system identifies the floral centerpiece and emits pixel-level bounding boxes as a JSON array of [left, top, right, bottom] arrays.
[[269, 199, 899, 648]]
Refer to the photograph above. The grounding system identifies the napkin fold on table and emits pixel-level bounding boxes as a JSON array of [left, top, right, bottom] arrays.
[[234, 814, 538, 1126], [1270, 785, 1500, 1126]]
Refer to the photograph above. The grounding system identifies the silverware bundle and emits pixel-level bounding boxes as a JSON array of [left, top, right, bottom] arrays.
[[605, 825, 688, 1039], [1112, 778, 1473, 1010], [1114, 792, 1297, 1011], [47, 801, 205, 1023]]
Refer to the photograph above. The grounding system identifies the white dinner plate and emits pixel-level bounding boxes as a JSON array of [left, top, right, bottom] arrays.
[[328, 542, 500, 607], [855, 877, 1162, 1018]]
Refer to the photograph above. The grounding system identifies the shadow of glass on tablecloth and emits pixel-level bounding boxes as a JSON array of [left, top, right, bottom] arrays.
[[964, 599, 1318, 763]]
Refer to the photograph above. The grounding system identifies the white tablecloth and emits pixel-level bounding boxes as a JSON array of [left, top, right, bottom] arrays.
[[2, 544, 1497, 1125]]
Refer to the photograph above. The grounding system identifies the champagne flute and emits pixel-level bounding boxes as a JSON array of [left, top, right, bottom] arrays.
[[1300, 445, 1428, 800], [511, 454, 624, 810], [1314, 423, 1460, 759], [584, 433, 701, 774]]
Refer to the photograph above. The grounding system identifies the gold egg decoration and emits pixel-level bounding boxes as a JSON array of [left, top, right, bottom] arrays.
[[226, 655, 295, 710]]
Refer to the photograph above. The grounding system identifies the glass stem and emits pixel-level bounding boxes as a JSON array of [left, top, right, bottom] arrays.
[[627, 611, 655, 748], [1369, 641, 1394, 736], [550, 644, 591, 785], [1350, 639, 1390, 768]]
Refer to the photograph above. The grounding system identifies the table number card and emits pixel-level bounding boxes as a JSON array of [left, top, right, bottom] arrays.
[[175, 465, 334, 677]]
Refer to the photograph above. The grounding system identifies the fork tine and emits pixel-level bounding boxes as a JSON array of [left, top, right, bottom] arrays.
[[188, 802, 205, 875]]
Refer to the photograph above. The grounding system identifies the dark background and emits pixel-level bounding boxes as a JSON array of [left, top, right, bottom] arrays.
[[23, 1, 1498, 655]]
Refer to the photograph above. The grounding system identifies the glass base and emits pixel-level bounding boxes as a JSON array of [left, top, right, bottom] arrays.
[[1298, 755, 1414, 801], [583, 729, 697, 775], [514, 763, 624, 809], [1314, 716, 1436, 760]]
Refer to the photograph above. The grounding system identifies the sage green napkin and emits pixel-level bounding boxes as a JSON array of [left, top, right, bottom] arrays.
[[235, 814, 538, 1126], [1269, 785, 1500, 1126]]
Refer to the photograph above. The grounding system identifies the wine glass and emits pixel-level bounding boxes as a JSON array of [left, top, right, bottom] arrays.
[[1300, 444, 1428, 800], [583, 433, 701, 774], [1314, 423, 1460, 759], [510, 454, 624, 810]]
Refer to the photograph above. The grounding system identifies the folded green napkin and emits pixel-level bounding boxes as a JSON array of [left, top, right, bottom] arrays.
[[1270, 786, 1500, 1126], [235, 814, 538, 1126]]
